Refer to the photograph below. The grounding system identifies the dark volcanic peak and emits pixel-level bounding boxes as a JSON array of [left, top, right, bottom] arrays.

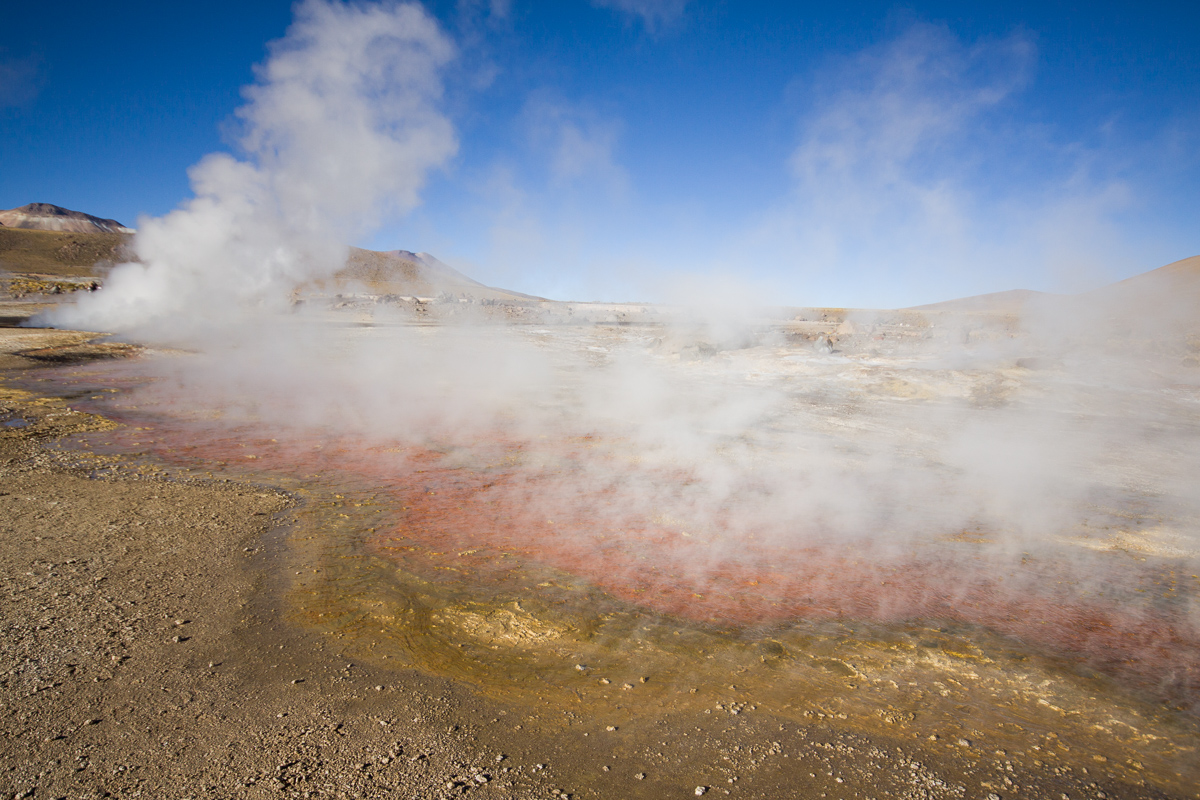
[[0, 203, 134, 234]]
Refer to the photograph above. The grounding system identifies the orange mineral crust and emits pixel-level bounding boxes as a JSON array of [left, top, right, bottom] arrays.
[[29, 360, 1200, 712]]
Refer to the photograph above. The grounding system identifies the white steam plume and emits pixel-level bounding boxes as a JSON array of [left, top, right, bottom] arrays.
[[40, 0, 456, 338], [31, 3, 1200, 711]]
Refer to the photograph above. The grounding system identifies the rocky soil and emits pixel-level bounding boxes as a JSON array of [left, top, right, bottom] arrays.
[[0, 313, 1191, 800]]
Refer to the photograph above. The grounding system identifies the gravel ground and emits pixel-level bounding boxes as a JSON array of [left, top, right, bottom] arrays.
[[0, 320, 1191, 800]]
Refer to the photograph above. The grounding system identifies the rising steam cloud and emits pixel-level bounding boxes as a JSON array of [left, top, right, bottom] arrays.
[[34, 1, 1200, 707], [42, 0, 456, 337]]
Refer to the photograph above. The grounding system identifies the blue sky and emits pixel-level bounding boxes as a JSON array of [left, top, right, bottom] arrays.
[[2, 1, 1197, 306]]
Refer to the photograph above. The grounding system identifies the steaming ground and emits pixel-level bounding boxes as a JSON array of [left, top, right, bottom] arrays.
[[3, 0, 1198, 794], [4, 267, 1200, 797]]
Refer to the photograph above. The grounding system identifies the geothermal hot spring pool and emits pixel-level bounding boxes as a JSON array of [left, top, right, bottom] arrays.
[[18, 313, 1200, 795]]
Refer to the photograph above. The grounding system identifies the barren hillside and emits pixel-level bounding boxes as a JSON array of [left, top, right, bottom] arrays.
[[0, 203, 133, 234], [0, 227, 130, 277], [321, 247, 544, 301]]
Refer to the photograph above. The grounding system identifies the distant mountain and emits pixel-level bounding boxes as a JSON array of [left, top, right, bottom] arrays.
[[0, 227, 130, 277], [1084, 255, 1200, 306], [907, 288, 1054, 313], [1075, 254, 1200, 336], [334, 247, 544, 301], [392, 250, 486, 288], [905, 255, 1200, 316], [0, 203, 134, 234]]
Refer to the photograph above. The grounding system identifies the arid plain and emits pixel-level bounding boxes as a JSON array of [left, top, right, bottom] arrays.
[[3, 219, 1200, 799]]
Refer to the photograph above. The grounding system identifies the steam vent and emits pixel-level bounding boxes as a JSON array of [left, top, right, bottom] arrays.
[[5, 2, 1199, 797], [5, 245, 1199, 798]]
